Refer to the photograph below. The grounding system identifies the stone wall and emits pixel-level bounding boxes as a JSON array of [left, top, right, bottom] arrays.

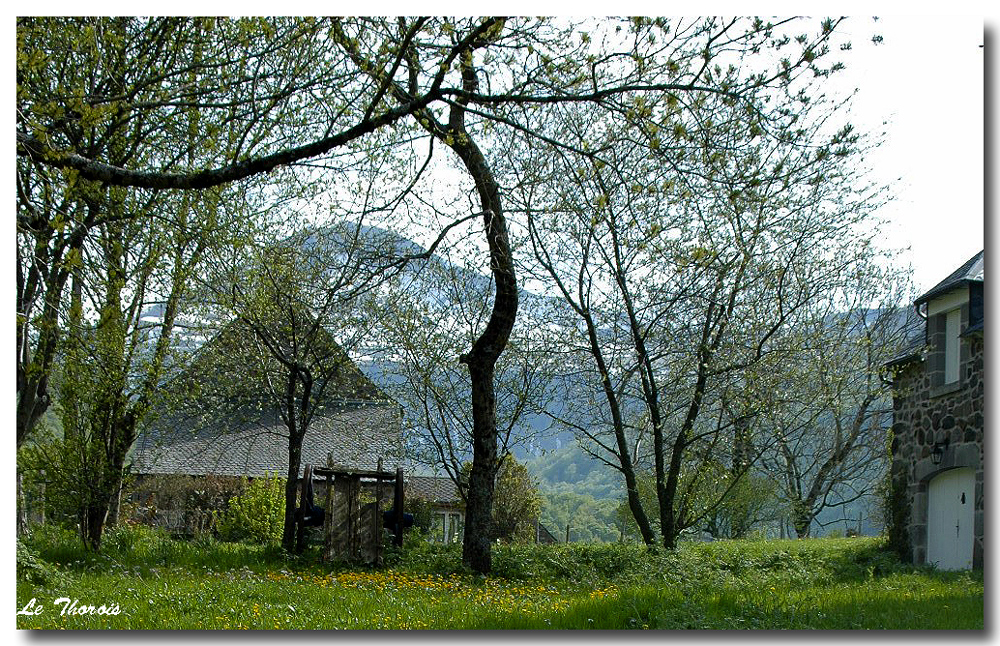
[[889, 316, 984, 569]]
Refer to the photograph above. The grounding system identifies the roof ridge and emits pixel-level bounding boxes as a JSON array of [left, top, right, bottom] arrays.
[[915, 250, 984, 305]]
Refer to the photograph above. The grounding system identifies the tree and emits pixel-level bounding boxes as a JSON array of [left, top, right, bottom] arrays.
[[19, 16, 859, 569], [17, 17, 286, 548], [23, 181, 229, 550], [183, 224, 400, 553], [371, 234, 559, 508], [16, 17, 338, 447], [491, 455, 543, 543], [756, 262, 918, 537], [511, 22, 886, 548], [458, 454, 542, 543]]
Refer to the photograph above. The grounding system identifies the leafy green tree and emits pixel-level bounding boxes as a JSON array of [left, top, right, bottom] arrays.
[[491, 455, 543, 543], [756, 263, 917, 537], [178, 226, 396, 554], [512, 21, 885, 549], [16, 17, 292, 549], [16, 17, 331, 447]]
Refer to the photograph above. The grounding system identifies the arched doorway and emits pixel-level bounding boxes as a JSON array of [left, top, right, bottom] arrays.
[[927, 467, 975, 570]]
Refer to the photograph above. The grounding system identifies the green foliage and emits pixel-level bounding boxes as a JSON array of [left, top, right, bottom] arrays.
[[16, 538, 70, 590], [540, 490, 622, 543], [881, 463, 911, 561], [101, 523, 173, 559], [615, 463, 783, 542], [389, 537, 467, 574], [527, 445, 623, 500], [526, 445, 626, 543], [402, 496, 435, 534], [492, 455, 543, 543], [215, 475, 285, 545], [687, 464, 784, 539]]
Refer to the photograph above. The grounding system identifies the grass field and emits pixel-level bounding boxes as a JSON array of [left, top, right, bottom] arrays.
[[16, 524, 984, 630]]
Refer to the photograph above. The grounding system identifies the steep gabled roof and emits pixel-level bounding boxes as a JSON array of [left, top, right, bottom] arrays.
[[182, 314, 388, 404], [132, 316, 400, 479], [915, 250, 984, 306]]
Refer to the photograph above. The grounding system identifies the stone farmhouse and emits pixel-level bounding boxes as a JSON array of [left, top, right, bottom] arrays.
[[888, 250, 983, 570]]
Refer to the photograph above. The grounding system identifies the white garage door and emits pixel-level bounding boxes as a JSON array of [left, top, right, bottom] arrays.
[[927, 467, 975, 570]]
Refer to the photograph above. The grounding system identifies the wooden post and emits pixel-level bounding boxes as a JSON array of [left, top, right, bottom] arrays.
[[393, 467, 404, 548], [295, 464, 312, 553], [375, 458, 383, 565], [323, 454, 334, 562]]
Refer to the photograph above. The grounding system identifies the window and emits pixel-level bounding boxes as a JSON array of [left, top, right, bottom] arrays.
[[944, 308, 961, 384], [927, 288, 968, 390], [431, 511, 464, 544]]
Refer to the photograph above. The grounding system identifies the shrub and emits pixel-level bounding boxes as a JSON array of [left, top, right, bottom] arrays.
[[21, 523, 88, 564], [102, 522, 172, 559], [215, 475, 285, 545], [16, 538, 70, 589]]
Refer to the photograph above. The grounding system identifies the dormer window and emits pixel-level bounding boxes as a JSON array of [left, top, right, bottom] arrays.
[[926, 288, 968, 391], [914, 251, 983, 395]]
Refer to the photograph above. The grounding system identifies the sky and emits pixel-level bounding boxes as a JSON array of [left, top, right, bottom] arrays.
[[829, 15, 985, 295]]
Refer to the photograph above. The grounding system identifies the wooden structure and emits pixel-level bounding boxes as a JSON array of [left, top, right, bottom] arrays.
[[315, 455, 403, 565]]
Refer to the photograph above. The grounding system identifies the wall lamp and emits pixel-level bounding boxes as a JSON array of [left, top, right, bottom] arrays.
[[931, 440, 950, 465]]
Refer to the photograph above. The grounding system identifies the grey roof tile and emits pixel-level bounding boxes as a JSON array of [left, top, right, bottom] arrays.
[[133, 403, 403, 479], [406, 475, 462, 504]]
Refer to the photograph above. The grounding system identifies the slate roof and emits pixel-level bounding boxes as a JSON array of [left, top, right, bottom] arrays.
[[915, 250, 984, 306], [131, 315, 401, 480], [406, 475, 462, 504], [132, 403, 403, 479], [884, 332, 926, 369]]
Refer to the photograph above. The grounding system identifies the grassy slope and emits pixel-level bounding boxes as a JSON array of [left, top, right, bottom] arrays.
[[16, 525, 983, 630]]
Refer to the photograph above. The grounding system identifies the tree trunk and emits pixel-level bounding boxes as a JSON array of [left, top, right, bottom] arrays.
[[16, 380, 49, 451], [80, 489, 112, 551], [792, 504, 813, 538], [462, 360, 499, 572], [283, 437, 303, 552], [17, 471, 28, 536], [433, 49, 516, 574]]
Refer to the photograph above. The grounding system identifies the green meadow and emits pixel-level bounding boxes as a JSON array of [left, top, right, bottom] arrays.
[[16, 525, 983, 630]]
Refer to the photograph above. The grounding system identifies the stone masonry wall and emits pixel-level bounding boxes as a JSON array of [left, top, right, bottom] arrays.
[[890, 309, 984, 569]]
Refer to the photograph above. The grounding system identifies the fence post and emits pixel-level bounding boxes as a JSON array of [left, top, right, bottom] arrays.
[[393, 467, 404, 548], [375, 458, 383, 565]]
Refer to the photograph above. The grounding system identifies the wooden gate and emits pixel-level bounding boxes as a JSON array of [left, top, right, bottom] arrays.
[[315, 456, 401, 565]]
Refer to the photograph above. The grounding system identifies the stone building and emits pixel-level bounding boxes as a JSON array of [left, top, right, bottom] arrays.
[[888, 250, 983, 570]]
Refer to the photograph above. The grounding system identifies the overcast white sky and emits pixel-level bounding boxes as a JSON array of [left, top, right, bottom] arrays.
[[831, 15, 985, 295]]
